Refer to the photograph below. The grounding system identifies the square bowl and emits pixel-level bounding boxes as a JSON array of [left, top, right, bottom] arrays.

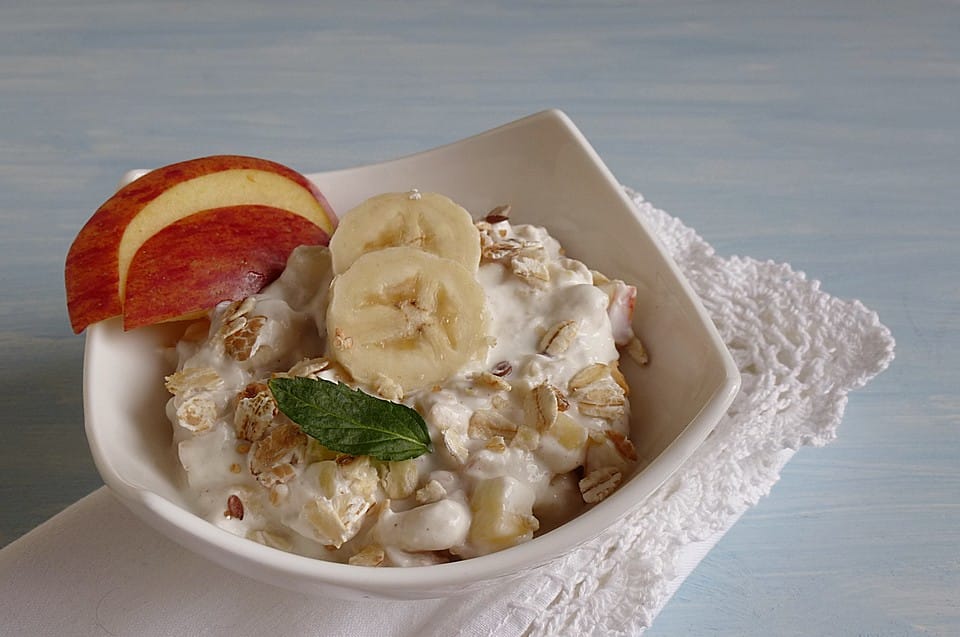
[[83, 109, 740, 600]]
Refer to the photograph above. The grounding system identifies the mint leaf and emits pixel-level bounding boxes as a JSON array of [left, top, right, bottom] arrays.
[[267, 377, 433, 461]]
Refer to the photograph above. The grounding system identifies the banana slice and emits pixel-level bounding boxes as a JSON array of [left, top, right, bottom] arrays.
[[329, 191, 481, 274], [327, 246, 490, 394]]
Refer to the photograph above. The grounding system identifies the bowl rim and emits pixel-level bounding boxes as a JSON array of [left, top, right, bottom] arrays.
[[84, 108, 741, 594]]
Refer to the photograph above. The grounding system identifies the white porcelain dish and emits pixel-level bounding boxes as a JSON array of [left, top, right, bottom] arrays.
[[83, 109, 740, 600]]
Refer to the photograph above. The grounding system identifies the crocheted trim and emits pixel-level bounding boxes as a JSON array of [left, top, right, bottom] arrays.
[[500, 190, 894, 637]]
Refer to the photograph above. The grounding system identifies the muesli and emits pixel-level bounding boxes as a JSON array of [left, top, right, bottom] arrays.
[[165, 191, 645, 566]]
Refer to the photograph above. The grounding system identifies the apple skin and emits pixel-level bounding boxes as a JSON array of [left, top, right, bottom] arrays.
[[65, 155, 337, 333], [122, 205, 330, 330]]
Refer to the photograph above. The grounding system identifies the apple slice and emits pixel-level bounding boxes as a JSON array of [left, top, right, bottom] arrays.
[[122, 205, 330, 329], [65, 155, 337, 333]]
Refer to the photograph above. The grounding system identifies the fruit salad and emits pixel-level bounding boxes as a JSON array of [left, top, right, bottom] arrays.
[[165, 190, 645, 566]]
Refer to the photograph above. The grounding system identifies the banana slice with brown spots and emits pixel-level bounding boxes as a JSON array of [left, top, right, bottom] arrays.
[[326, 246, 490, 395], [329, 191, 481, 274]]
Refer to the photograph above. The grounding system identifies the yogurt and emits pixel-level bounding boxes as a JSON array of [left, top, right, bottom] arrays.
[[165, 216, 640, 565]]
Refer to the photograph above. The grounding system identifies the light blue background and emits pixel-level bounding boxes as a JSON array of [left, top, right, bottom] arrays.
[[1, 1, 956, 634]]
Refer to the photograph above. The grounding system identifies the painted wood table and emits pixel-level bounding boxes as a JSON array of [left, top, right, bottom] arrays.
[[1, 1, 956, 635]]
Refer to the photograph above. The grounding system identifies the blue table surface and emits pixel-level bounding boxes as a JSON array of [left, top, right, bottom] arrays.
[[1, 1, 957, 635]]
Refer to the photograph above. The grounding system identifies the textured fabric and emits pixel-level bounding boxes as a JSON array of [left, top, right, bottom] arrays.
[[501, 190, 895, 635], [0, 190, 894, 636]]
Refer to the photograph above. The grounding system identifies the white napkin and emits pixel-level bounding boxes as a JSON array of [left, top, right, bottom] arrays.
[[0, 190, 894, 636]]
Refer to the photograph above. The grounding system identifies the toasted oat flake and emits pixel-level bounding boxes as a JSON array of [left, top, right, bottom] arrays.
[[625, 336, 649, 366], [165, 366, 222, 396], [217, 298, 257, 341], [287, 357, 331, 378], [523, 383, 559, 432], [220, 317, 245, 340], [176, 394, 217, 433], [349, 545, 386, 567], [442, 428, 470, 464], [605, 430, 638, 462], [296, 458, 379, 548], [579, 467, 622, 504], [482, 238, 523, 262], [474, 370, 511, 392], [224, 315, 268, 362], [578, 382, 626, 406], [575, 377, 627, 420], [568, 363, 610, 393], [258, 462, 297, 488], [510, 254, 550, 285], [250, 422, 306, 475], [234, 382, 277, 442], [578, 400, 626, 421], [518, 241, 548, 261], [539, 320, 578, 356], [301, 499, 349, 546], [416, 479, 447, 504], [232, 297, 257, 320]]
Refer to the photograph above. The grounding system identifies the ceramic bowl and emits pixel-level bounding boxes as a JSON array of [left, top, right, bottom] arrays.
[[83, 109, 740, 600]]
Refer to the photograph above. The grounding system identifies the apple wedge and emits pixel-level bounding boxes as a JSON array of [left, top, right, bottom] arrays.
[[65, 155, 337, 333], [123, 205, 330, 329]]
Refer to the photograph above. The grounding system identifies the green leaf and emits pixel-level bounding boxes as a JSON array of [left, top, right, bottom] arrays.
[[267, 377, 433, 461]]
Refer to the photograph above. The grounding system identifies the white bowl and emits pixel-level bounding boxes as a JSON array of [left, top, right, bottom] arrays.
[[83, 109, 740, 600]]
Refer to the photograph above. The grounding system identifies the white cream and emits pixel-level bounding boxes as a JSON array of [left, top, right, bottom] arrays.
[[168, 222, 637, 566]]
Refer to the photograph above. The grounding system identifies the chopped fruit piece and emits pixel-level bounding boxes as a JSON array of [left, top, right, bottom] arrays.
[[65, 155, 336, 332], [122, 205, 329, 329]]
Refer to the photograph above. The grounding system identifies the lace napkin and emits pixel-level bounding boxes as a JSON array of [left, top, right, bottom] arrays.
[[0, 190, 894, 636], [508, 190, 895, 635]]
